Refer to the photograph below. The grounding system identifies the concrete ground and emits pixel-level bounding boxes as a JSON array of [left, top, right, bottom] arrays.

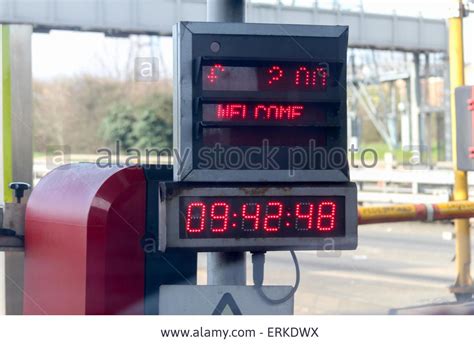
[[197, 221, 473, 314]]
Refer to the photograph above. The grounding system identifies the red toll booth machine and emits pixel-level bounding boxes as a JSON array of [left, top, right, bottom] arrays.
[[23, 164, 196, 315]]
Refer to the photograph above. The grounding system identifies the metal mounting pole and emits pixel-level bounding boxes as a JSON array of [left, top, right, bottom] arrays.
[[206, 0, 247, 286], [207, 0, 246, 23], [448, 0, 473, 302]]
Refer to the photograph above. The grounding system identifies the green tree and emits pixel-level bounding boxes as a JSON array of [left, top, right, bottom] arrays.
[[100, 104, 137, 149], [100, 93, 173, 151], [132, 94, 173, 150], [133, 109, 173, 150]]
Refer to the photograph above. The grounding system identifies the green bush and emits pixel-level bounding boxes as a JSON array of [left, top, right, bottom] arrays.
[[100, 93, 173, 151]]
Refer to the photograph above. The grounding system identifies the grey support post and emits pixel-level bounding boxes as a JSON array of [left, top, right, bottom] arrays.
[[207, 0, 246, 23], [206, 0, 247, 286]]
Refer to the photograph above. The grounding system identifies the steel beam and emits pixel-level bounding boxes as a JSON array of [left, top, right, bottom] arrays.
[[0, 0, 447, 52], [206, 0, 247, 287]]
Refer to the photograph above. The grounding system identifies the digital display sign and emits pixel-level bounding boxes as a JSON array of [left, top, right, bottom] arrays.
[[167, 23, 358, 253], [202, 127, 327, 146], [159, 182, 358, 252], [202, 63, 328, 92], [179, 196, 345, 239], [174, 22, 349, 182], [202, 103, 327, 124]]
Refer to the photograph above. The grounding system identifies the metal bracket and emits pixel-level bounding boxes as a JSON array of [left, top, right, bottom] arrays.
[[0, 181, 30, 251], [0, 231, 24, 251]]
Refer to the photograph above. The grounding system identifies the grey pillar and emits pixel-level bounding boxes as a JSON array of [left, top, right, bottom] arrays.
[[443, 53, 452, 162], [207, 252, 247, 285], [388, 82, 398, 146], [207, 0, 246, 22], [409, 52, 422, 148], [206, 0, 247, 286]]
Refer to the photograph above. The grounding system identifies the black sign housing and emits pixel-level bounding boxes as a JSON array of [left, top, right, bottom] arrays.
[[173, 22, 349, 182]]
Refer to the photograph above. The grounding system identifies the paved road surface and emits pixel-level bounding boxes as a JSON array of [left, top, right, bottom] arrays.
[[197, 221, 472, 314]]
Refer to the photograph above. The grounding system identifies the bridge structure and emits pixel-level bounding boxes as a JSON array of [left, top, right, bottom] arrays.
[[0, 0, 447, 52]]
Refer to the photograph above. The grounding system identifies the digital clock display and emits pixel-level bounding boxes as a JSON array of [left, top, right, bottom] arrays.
[[202, 62, 329, 92], [179, 196, 345, 239]]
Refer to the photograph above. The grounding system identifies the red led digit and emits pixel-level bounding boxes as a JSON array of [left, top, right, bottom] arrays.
[[216, 104, 248, 119], [211, 104, 305, 121], [266, 105, 281, 120], [295, 66, 310, 86], [242, 104, 248, 118], [316, 201, 337, 232], [254, 105, 266, 119], [316, 67, 328, 89], [263, 202, 283, 232], [207, 64, 224, 83], [230, 104, 247, 119], [241, 203, 261, 231], [294, 66, 328, 88], [267, 65, 283, 85], [210, 202, 230, 233], [279, 105, 291, 119], [291, 105, 304, 119], [295, 203, 314, 231], [185, 202, 206, 233], [229, 104, 240, 118], [216, 104, 228, 119]]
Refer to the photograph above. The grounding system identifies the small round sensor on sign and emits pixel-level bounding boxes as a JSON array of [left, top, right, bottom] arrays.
[[210, 41, 221, 53]]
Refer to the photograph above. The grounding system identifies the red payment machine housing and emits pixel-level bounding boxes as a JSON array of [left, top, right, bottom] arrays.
[[24, 164, 146, 314], [23, 164, 196, 315]]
